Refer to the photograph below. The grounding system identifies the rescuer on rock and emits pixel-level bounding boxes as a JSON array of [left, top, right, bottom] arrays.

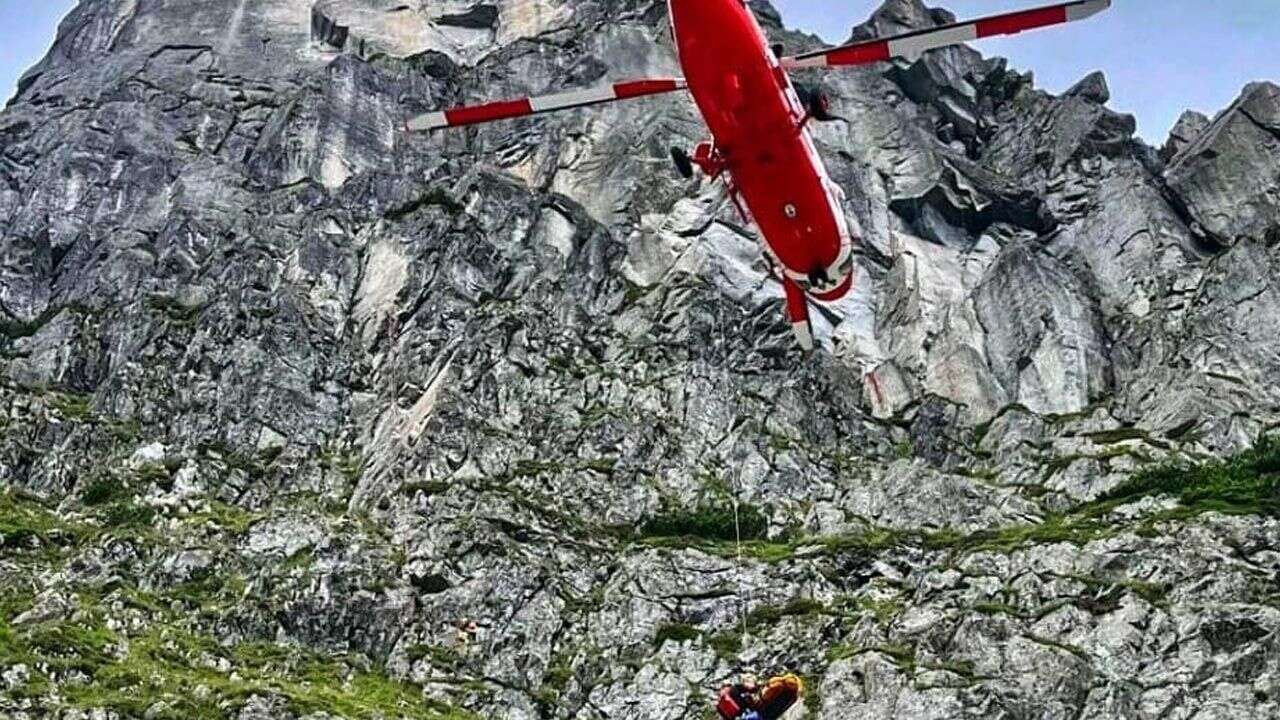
[[717, 672, 805, 720], [716, 672, 761, 720]]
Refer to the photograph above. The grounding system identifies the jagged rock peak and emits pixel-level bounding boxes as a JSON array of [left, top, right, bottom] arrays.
[[1166, 81, 1280, 245], [747, 1, 784, 29], [1160, 109, 1211, 162], [1065, 70, 1110, 104], [852, 0, 955, 41]]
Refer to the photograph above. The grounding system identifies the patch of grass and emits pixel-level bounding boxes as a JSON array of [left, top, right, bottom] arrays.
[[825, 643, 860, 663], [533, 685, 561, 709], [320, 447, 364, 484], [955, 466, 1001, 482], [648, 437, 1280, 567], [824, 642, 917, 672], [640, 535, 797, 563], [917, 439, 1280, 554], [972, 601, 1024, 617], [803, 676, 823, 714], [745, 598, 827, 630], [187, 501, 262, 534], [514, 460, 563, 478], [259, 446, 285, 466], [80, 477, 157, 535], [97, 501, 157, 531], [1045, 403, 1103, 426], [0, 316, 43, 340], [971, 419, 995, 448], [81, 476, 131, 506], [767, 432, 794, 453], [1100, 434, 1280, 516], [405, 643, 466, 672], [813, 528, 906, 555], [108, 631, 474, 719], [399, 480, 450, 497], [0, 587, 35, 620], [622, 281, 648, 307], [23, 617, 118, 674], [1040, 447, 1131, 479], [742, 538, 802, 562], [1019, 484, 1053, 499], [849, 595, 905, 625], [1119, 580, 1170, 606], [108, 418, 143, 444], [148, 295, 203, 326], [924, 513, 1112, 554], [926, 658, 979, 678], [1067, 574, 1170, 609], [708, 632, 742, 661], [50, 391, 95, 422], [543, 651, 575, 690], [653, 623, 702, 646], [641, 526, 910, 566], [559, 584, 608, 616], [1024, 633, 1089, 661], [875, 643, 917, 672], [640, 502, 768, 543], [0, 491, 86, 549], [1085, 427, 1149, 444], [283, 547, 315, 571], [827, 449, 867, 478], [135, 460, 180, 484], [584, 457, 616, 474], [0, 304, 97, 347], [166, 573, 239, 611], [201, 442, 278, 480]]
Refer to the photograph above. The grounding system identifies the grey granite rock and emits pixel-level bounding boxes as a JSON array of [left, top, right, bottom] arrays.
[[1160, 110, 1211, 163], [1166, 82, 1280, 246], [2, 1, 1280, 719]]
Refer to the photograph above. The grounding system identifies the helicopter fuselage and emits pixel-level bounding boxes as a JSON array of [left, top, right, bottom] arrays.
[[669, 0, 856, 319]]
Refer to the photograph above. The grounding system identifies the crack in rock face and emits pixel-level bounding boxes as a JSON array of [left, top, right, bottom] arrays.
[[2, 1, 1280, 719]]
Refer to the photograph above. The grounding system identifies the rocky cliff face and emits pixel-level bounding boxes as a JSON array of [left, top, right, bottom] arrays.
[[3, 1, 1280, 719]]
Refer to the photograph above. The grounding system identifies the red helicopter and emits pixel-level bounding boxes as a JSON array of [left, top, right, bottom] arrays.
[[409, 0, 1112, 350]]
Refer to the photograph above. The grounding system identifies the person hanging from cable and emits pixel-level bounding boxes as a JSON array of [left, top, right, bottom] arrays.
[[716, 671, 806, 720], [716, 672, 762, 720]]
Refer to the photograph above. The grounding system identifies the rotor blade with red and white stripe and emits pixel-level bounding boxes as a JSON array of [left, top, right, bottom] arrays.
[[782, 0, 1110, 69], [406, 78, 688, 131]]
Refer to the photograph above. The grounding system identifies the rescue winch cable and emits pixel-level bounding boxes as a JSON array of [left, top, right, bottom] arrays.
[[731, 466, 751, 649]]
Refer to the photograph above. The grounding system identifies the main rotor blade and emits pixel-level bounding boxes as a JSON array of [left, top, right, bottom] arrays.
[[782, 0, 1110, 69], [407, 78, 689, 131]]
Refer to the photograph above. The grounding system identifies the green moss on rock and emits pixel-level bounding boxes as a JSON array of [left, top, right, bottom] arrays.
[[653, 623, 703, 645], [0, 609, 478, 719], [640, 502, 768, 543]]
